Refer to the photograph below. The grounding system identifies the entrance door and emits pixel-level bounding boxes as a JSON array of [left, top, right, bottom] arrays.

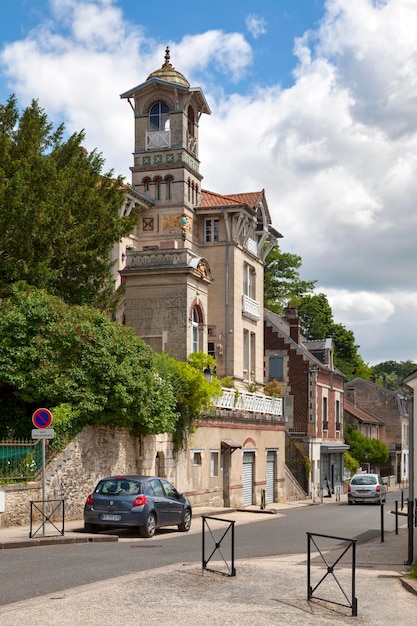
[[242, 452, 254, 507], [266, 451, 276, 504]]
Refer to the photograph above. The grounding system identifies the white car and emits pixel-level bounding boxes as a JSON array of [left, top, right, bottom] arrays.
[[348, 473, 387, 505]]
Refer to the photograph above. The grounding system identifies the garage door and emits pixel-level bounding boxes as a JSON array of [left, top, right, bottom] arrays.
[[266, 451, 276, 504], [242, 452, 254, 507]]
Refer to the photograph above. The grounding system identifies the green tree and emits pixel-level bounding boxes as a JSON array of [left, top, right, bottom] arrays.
[[371, 360, 417, 391], [344, 425, 389, 467], [264, 244, 316, 314], [0, 95, 140, 310], [296, 293, 372, 380], [343, 451, 360, 476], [154, 352, 222, 451], [0, 282, 178, 439]]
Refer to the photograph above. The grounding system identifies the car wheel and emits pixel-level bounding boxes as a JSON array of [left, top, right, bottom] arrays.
[[178, 509, 192, 532], [348, 500, 353, 506], [140, 513, 156, 538], [84, 522, 99, 533]]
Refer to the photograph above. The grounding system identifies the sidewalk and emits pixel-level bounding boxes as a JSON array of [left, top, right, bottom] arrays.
[[1, 496, 417, 625]]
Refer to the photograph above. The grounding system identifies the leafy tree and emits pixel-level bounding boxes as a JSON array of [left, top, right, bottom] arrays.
[[0, 282, 178, 439], [296, 293, 372, 380], [343, 451, 360, 477], [0, 95, 139, 310], [154, 352, 222, 451], [296, 293, 333, 340], [264, 244, 316, 314], [371, 360, 417, 391], [344, 425, 389, 467]]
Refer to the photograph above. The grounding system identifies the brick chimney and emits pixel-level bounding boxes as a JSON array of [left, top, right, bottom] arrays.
[[284, 305, 301, 345]]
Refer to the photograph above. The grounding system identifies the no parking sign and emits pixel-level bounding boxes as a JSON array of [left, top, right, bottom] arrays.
[[32, 408, 53, 429]]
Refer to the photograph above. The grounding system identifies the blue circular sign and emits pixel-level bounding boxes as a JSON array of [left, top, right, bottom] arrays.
[[32, 408, 53, 429]]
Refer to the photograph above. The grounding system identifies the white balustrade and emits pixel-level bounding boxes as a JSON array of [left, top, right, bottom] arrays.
[[213, 388, 283, 417]]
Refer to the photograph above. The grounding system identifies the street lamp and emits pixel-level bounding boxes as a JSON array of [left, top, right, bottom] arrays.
[[203, 367, 213, 383]]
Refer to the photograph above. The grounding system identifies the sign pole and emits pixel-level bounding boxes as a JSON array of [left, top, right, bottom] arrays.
[[32, 408, 53, 537], [42, 438, 46, 536]]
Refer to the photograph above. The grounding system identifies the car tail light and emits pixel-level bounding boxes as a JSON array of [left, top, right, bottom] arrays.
[[376, 485, 380, 493], [132, 495, 147, 507], [347, 484, 351, 493], [85, 494, 93, 505]]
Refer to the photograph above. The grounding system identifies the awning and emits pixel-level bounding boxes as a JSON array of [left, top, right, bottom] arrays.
[[221, 440, 242, 453], [320, 443, 350, 454]]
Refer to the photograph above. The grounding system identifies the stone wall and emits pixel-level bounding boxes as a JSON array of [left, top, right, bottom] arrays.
[[0, 426, 142, 526]]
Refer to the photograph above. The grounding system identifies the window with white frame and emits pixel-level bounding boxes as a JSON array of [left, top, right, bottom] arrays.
[[243, 329, 256, 381], [149, 101, 170, 131], [243, 263, 255, 298], [192, 451, 202, 466], [210, 451, 219, 477], [323, 397, 328, 429], [204, 218, 219, 243], [192, 307, 200, 352]]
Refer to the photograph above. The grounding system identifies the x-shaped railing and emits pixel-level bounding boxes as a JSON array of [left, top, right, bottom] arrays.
[[307, 531, 357, 616]]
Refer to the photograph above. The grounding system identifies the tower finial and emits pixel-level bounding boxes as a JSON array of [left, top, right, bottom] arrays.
[[164, 46, 171, 67]]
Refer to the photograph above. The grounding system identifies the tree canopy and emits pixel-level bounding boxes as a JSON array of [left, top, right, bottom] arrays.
[[296, 293, 372, 380], [264, 244, 316, 314], [0, 95, 139, 310], [0, 283, 178, 440], [344, 424, 389, 467]]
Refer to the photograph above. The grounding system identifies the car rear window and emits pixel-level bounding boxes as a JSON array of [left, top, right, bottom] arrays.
[[95, 479, 141, 495], [351, 476, 377, 485]]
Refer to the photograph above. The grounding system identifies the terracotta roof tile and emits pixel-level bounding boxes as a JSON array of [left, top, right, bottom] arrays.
[[200, 189, 264, 209]]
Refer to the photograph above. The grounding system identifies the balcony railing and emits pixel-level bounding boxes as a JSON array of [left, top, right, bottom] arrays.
[[146, 130, 171, 150], [242, 294, 260, 321], [213, 388, 283, 417]]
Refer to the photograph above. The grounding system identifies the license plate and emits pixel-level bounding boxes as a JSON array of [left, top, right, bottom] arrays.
[[100, 514, 122, 521]]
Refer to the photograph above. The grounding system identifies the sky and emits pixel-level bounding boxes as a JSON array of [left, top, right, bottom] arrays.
[[1, 0, 416, 367]]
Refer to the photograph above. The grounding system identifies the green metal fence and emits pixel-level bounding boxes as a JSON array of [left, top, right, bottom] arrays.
[[0, 440, 42, 482]]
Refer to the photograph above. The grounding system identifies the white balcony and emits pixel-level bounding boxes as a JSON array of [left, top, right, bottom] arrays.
[[214, 388, 283, 417], [242, 294, 260, 321], [146, 130, 171, 150]]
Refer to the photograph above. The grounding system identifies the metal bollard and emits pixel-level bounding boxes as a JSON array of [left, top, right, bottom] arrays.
[[260, 489, 266, 510]]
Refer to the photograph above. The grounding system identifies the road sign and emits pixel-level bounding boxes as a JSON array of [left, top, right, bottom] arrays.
[[32, 408, 53, 429], [31, 428, 54, 439]]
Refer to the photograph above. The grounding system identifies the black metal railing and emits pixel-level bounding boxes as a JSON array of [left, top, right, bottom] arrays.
[[307, 531, 358, 617], [202, 516, 236, 577], [29, 499, 65, 538], [285, 432, 308, 493]]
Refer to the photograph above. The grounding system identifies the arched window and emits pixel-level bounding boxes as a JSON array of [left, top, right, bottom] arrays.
[[187, 105, 195, 137], [149, 102, 170, 131], [187, 178, 191, 202], [165, 175, 173, 200], [154, 176, 162, 200], [192, 307, 200, 352], [142, 177, 151, 193], [190, 303, 204, 353]]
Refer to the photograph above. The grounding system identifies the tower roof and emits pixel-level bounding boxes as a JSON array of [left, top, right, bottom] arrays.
[[146, 47, 190, 88]]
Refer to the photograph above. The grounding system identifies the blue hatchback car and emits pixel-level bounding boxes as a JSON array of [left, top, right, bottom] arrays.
[[84, 475, 192, 537]]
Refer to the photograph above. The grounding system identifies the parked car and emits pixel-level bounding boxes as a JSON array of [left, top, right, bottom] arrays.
[[348, 473, 387, 505], [84, 475, 192, 537]]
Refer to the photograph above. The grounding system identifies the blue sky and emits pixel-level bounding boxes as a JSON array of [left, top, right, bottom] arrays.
[[1, 0, 417, 366]]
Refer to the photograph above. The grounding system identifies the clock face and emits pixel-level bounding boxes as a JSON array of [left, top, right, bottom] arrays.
[[143, 217, 154, 231]]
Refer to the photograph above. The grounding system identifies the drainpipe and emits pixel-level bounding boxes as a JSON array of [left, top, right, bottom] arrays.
[[224, 211, 229, 377]]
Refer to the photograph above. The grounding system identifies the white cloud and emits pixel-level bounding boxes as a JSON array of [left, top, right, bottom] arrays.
[[245, 14, 267, 39], [1, 0, 417, 363]]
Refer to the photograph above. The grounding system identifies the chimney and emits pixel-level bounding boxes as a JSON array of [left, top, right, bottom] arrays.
[[284, 305, 301, 345]]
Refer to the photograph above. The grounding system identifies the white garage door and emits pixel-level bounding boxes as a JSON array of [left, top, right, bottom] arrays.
[[242, 452, 254, 507], [266, 451, 276, 504]]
